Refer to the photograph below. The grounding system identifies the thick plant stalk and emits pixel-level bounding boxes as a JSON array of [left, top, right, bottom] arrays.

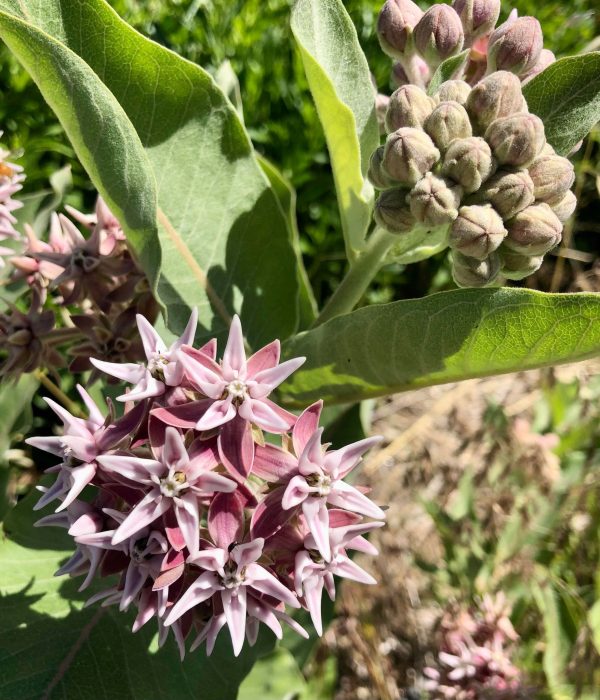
[[313, 227, 397, 326]]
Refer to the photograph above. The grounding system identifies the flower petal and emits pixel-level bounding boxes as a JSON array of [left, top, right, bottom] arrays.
[[195, 398, 236, 431], [221, 586, 247, 657], [174, 492, 200, 555], [252, 444, 298, 483], [292, 401, 323, 457], [222, 315, 247, 375], [163, 572, 218, 626], [217, 415, 254, 481], [251, 356, 306, 396], [89, 358, 145, 385], [208, 491, 245, 550], [96, 455, 163, 484], [327, 481, 385, 520], [302, 497, 331, 561], [112, 494, 169, 545], [246, 563, 299, 608], [163, 427, 188, 471], [136, 313, 167, 358], [246, 340, 280, 376]]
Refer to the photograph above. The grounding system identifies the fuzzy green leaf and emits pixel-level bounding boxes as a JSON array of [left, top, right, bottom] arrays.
[[281, 288, 600, 405], [427, 50, 470, 95], [0, 0, 299, 346], [523, 52, 600, 156], [291, 0, 380, 258]]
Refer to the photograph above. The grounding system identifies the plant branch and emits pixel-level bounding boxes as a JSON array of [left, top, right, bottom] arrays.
[[34, 370, 84, 417], [313, 227, 396, 327]]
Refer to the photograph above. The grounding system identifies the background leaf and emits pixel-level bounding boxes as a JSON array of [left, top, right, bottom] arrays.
[[291, 0, 380, 258], [427, 50, 470, 95], [0, 490, 272, 700], [0, 0, 300, 346], [280, 288, 600, 405], [524, 52, 600, 156]]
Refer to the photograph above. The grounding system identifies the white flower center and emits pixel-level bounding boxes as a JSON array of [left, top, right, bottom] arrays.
[[221, 561, 246, 589], [60, 440, 77, 466], [306, 473, 331, 497], [159, 470, 187, 497], [148, 352, 170, 378], [226, 379, 248, 402]]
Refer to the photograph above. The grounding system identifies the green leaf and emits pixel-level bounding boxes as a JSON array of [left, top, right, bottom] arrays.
[[238, 648, 307, 700], [588, 599, 600, 656], [0, 490, 272, 699], [291, 0, 380, 258], [258, 155, 318, 329], [0, 0, 299, 346], [523, 52, 600, 156], [281, 288, 600, 405], [427, 50, 471, 95], [533, 581, 574, 699]]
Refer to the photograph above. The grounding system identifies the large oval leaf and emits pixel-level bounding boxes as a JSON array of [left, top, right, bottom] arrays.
[[291, 0, 380, 258], [524, 52, 600, 156], [0, 0, 300, 346], [280, 288, 600, 405], [0, 490, 272, 699]]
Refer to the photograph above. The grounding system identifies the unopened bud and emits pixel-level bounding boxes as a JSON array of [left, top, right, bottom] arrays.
[[442, 136, 495, 193], [466, 71, 524, 133], [374, 188, 417, 233], [550, 190, 577, 224], [408, 172, 462, 226], [414, 5, 464, 66], [377, 0, 424, 58], [449, 204, 507, 259], [451, 0, 501, 41], [500, 250, 544, 280], [434, 80, 471, 105], [392, 62, 409, 88], [522, 48, 556, 84], [424, 100, 472, 151], [386, 85, 436, 131], [376, 94, 391, 135], [368, 147, 395, 190], [485, 113, 545, 167], [8, 329, 32, 346], [487, 17, 543, 75], [452, 250, 500, 287], [527, 155, 575, 204], [382, 128, 441, 185], [476, 170, 535, 219], [504, 203, 562, 255]]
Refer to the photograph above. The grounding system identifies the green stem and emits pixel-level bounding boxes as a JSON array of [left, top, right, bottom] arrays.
[[313, 227, 395, 327]]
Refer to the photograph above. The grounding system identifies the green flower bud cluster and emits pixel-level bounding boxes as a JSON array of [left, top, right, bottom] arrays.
[[377, 0, 554, 92], [368, 72, 576, 287]]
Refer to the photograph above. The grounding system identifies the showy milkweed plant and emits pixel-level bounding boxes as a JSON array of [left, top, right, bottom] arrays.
[[0, 0, 599, 695]]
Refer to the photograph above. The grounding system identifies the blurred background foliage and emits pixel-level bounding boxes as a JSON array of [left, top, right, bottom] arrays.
[[0, 0, 598, 309]]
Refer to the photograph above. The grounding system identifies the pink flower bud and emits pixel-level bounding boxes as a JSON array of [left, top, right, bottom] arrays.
[[434, 79, 471, 106], [452, 0, 501, 41], [382, 127, 441, 185], [377, 0, 424, 58], [466, 71, 524, 133], [441, 136, 495, 193], [452, 250, 500, 287], [386, 85, 436, 131], [408, 172, 462, 225], [487, 16, 543, 76], [414, 5, 465, 66], [504, 203, 562, 255], [550, 190, 577, 224], [527, 154, 575, 204], [449, 204, 507, 259], [500, 249, 544, 280], [424, 100, 472, 152], [374, 188, 417, 233], [368, 147, 395, 190], [391, 62, 409, 88], [485, 113, 545, 167], [476, 169, 535, 219]]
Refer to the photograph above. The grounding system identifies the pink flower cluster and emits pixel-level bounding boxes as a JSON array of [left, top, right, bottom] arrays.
[[29, 313, 385, 657], [0, 136, 25, 262], [1, 194, 157, 380], [423, 593, 528, 699]]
